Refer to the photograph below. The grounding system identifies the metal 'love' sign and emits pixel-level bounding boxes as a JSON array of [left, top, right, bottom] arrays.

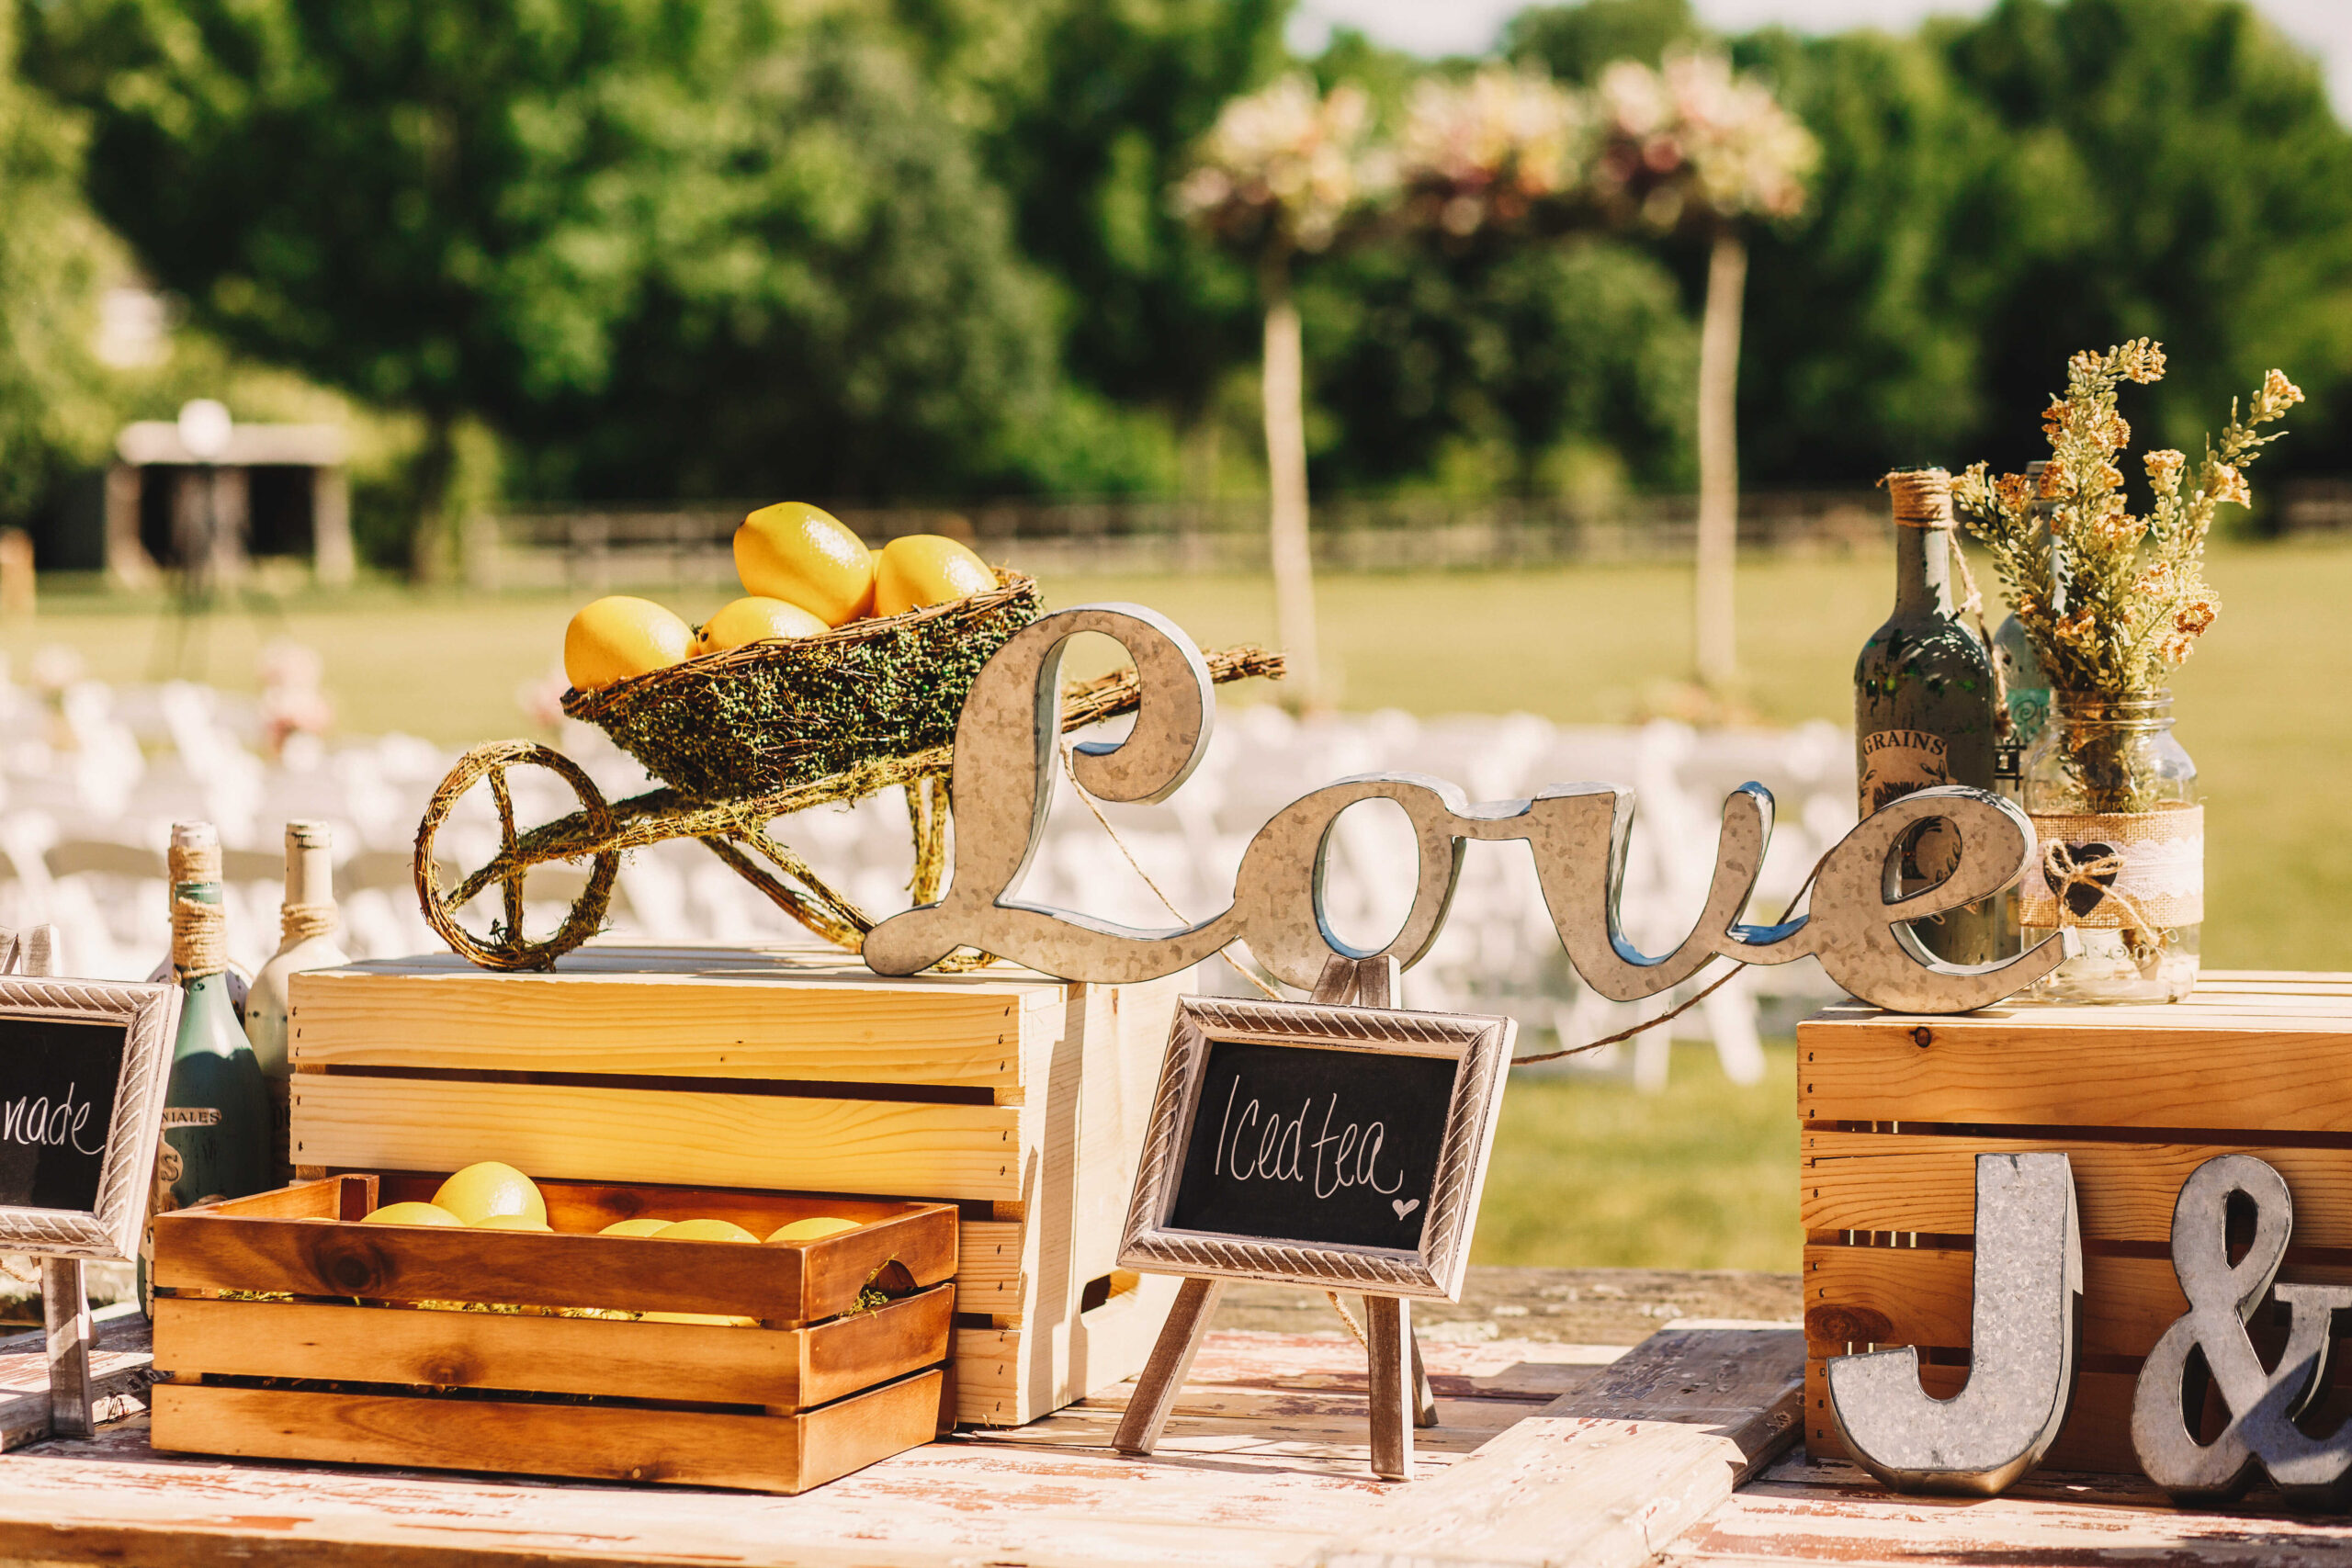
[[863, 604, 2067, 1013]]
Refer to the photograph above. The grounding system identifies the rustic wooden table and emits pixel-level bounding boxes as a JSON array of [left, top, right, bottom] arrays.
[[0, 1270, 2339, 1565]]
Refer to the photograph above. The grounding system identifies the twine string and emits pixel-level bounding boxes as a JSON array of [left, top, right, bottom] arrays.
[[280, 902, 339, 944], [171, 897, 227, 980], [1058, 743, 1283, 1001], [1509, 849, 1830, 1066], [167, 838, 227, 980], [2041, 839, 2154, 935]]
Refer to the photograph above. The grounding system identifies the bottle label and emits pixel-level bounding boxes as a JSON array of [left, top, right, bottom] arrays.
[[1859, 728, 1960, 879], [2019, 807, 2203, 930]]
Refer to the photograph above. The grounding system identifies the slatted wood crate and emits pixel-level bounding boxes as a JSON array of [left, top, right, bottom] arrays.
[[149, 1172, 957, 1491], [1799, 971, 2352, 1474], [286, 946, 1187, 1426]]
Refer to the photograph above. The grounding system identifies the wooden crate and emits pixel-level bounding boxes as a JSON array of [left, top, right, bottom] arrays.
[[150, 1173, 957, 1492], [287, 946, 1188, 1426], [1798, 970, 2352, 1474]]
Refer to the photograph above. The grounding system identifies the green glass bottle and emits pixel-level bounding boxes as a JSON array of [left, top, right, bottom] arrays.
[[1854, 468, 2003, 964], [141, 822, 273, 1314], [1990, 460, 2057, 794]]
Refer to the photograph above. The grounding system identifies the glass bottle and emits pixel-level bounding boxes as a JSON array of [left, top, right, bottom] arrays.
[[1853, 468, 2003, 965], [244, 820, 349, 1186], [1990, 460, 2057, 794], [141, 822, 274, 1315], [2020, 693, 2200, 1002]]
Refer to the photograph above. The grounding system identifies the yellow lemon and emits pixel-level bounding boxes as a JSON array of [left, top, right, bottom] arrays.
[[734, 502, 873, 626], [766, 1216, 861, 1244], [360, 1201, 463, 1227], [433, 1162, 548, 1228], [655, 1218, 761, 1243], [692, 596, 831, 657], [471, 1213, 552, 1232], [564, 596, 693, 692], [598, 1217, 673, 1237], [872, 536, 994, 617], [642, 1311, 762, 1327]]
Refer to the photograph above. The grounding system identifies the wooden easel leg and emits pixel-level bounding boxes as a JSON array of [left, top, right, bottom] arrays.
[[42, 1258, 92, 1439], [1366, 1295, 1414, 1481], [1409, 1325, 1438, 1428], [1114, 1277, 1225, 1457]]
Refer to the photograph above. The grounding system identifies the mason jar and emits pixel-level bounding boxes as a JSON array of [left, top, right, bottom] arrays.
[[2018, 691, 2200, 1002]]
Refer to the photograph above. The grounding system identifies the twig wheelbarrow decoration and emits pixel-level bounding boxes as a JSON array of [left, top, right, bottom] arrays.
[[413, 571, 1283, 971]]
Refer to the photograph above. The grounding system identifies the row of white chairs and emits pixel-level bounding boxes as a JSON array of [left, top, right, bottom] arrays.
[[0, 670, 1857, 1087]]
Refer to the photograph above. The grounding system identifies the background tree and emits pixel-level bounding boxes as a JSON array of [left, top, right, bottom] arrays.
[[1504, 0, 1700, 85], [1582, 52, 1815, 685], [0, 8, 113, 528], [1174, 74, 1393, 712], [503, 20, 1061, 505], [1939, 0, 2352, 479], [20, 0, 1068, 571], [932, 0, 1287, 443]]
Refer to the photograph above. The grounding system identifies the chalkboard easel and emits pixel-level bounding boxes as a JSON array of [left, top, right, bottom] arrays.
[[9, 930, 92, 1437], [0, 927, 180, 1440], [1115, 954, 1489, 1483]]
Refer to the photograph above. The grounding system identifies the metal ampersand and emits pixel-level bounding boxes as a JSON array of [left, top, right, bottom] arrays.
[[863, 604, 2070, 1012], [2132, 1156, 2352, 1507]]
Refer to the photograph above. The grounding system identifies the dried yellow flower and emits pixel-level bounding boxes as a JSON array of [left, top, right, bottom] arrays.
[[1952, 341, 2290, 696], [2252, 369, 2304, 423], [2112, 338, 2166, 384], [2210, 462, 2250, 508]]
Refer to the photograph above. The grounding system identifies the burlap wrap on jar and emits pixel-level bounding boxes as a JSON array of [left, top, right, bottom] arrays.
[[2018, 803, 2203, 931]]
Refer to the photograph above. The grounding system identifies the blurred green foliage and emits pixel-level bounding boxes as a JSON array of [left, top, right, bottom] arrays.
[[3, 0, 2348, 555], [0, 7, 113, 521]]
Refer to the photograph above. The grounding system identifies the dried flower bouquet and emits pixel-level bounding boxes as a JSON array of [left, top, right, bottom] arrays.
[[1953, 339, 2301, 697]]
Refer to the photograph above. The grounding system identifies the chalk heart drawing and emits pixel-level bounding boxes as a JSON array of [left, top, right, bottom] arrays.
[[861, 604, 2072, 1013], [1394, 1199, 1420, 1220]]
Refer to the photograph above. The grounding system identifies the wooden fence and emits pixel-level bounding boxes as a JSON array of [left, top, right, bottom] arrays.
[[475, 491, 1893, 591]]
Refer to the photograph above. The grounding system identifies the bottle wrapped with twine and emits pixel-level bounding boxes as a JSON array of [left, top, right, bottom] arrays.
[[168, 823, 227, 981]]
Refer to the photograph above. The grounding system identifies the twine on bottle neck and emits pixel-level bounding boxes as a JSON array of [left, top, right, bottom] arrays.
[[171, 897, 227, 980], [281, 902, 339, 944], [166, 839, 228, 980], [1883, 469, 1956, 530]]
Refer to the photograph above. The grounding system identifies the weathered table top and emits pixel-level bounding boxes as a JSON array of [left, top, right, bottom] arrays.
[[0, 1273, 2339, 1564]]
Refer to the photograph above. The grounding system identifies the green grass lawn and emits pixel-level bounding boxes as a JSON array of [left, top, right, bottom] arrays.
[[17, 539, 2347, 1275], [1472, 1043, 1800, 1269]]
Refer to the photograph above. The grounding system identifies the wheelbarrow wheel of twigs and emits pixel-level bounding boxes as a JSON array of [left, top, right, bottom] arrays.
[[415, 740, 621, 972]]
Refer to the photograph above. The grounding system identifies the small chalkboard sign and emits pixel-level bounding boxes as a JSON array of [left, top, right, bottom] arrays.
[[0, 965, 178, 1264], [1121, 970, 1512, 1300], [1114, 955, 1515, 1480]]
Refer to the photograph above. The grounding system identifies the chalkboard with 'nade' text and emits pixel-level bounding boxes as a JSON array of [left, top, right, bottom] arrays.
[[0, 1016, 125, 1213], [0, 977, 179, 1261]]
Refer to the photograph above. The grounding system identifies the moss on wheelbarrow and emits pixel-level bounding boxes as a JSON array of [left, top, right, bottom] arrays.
[[561, 572, 1041, 801]]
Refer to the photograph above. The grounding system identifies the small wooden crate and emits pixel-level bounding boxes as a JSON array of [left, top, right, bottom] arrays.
[[286, 946, 1188, 1427], [1798, 971, 2352, 1475], [149, 1173, 957, 1492]]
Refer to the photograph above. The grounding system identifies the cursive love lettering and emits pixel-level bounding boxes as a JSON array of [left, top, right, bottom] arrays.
[[863, 604, 2073, 1012]]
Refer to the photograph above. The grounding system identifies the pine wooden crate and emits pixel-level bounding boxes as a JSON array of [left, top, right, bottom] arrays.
[[1798, 971, 2352, 1475], [148, 1172, 957, 1492], [285, 946, 1188, 1427]]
